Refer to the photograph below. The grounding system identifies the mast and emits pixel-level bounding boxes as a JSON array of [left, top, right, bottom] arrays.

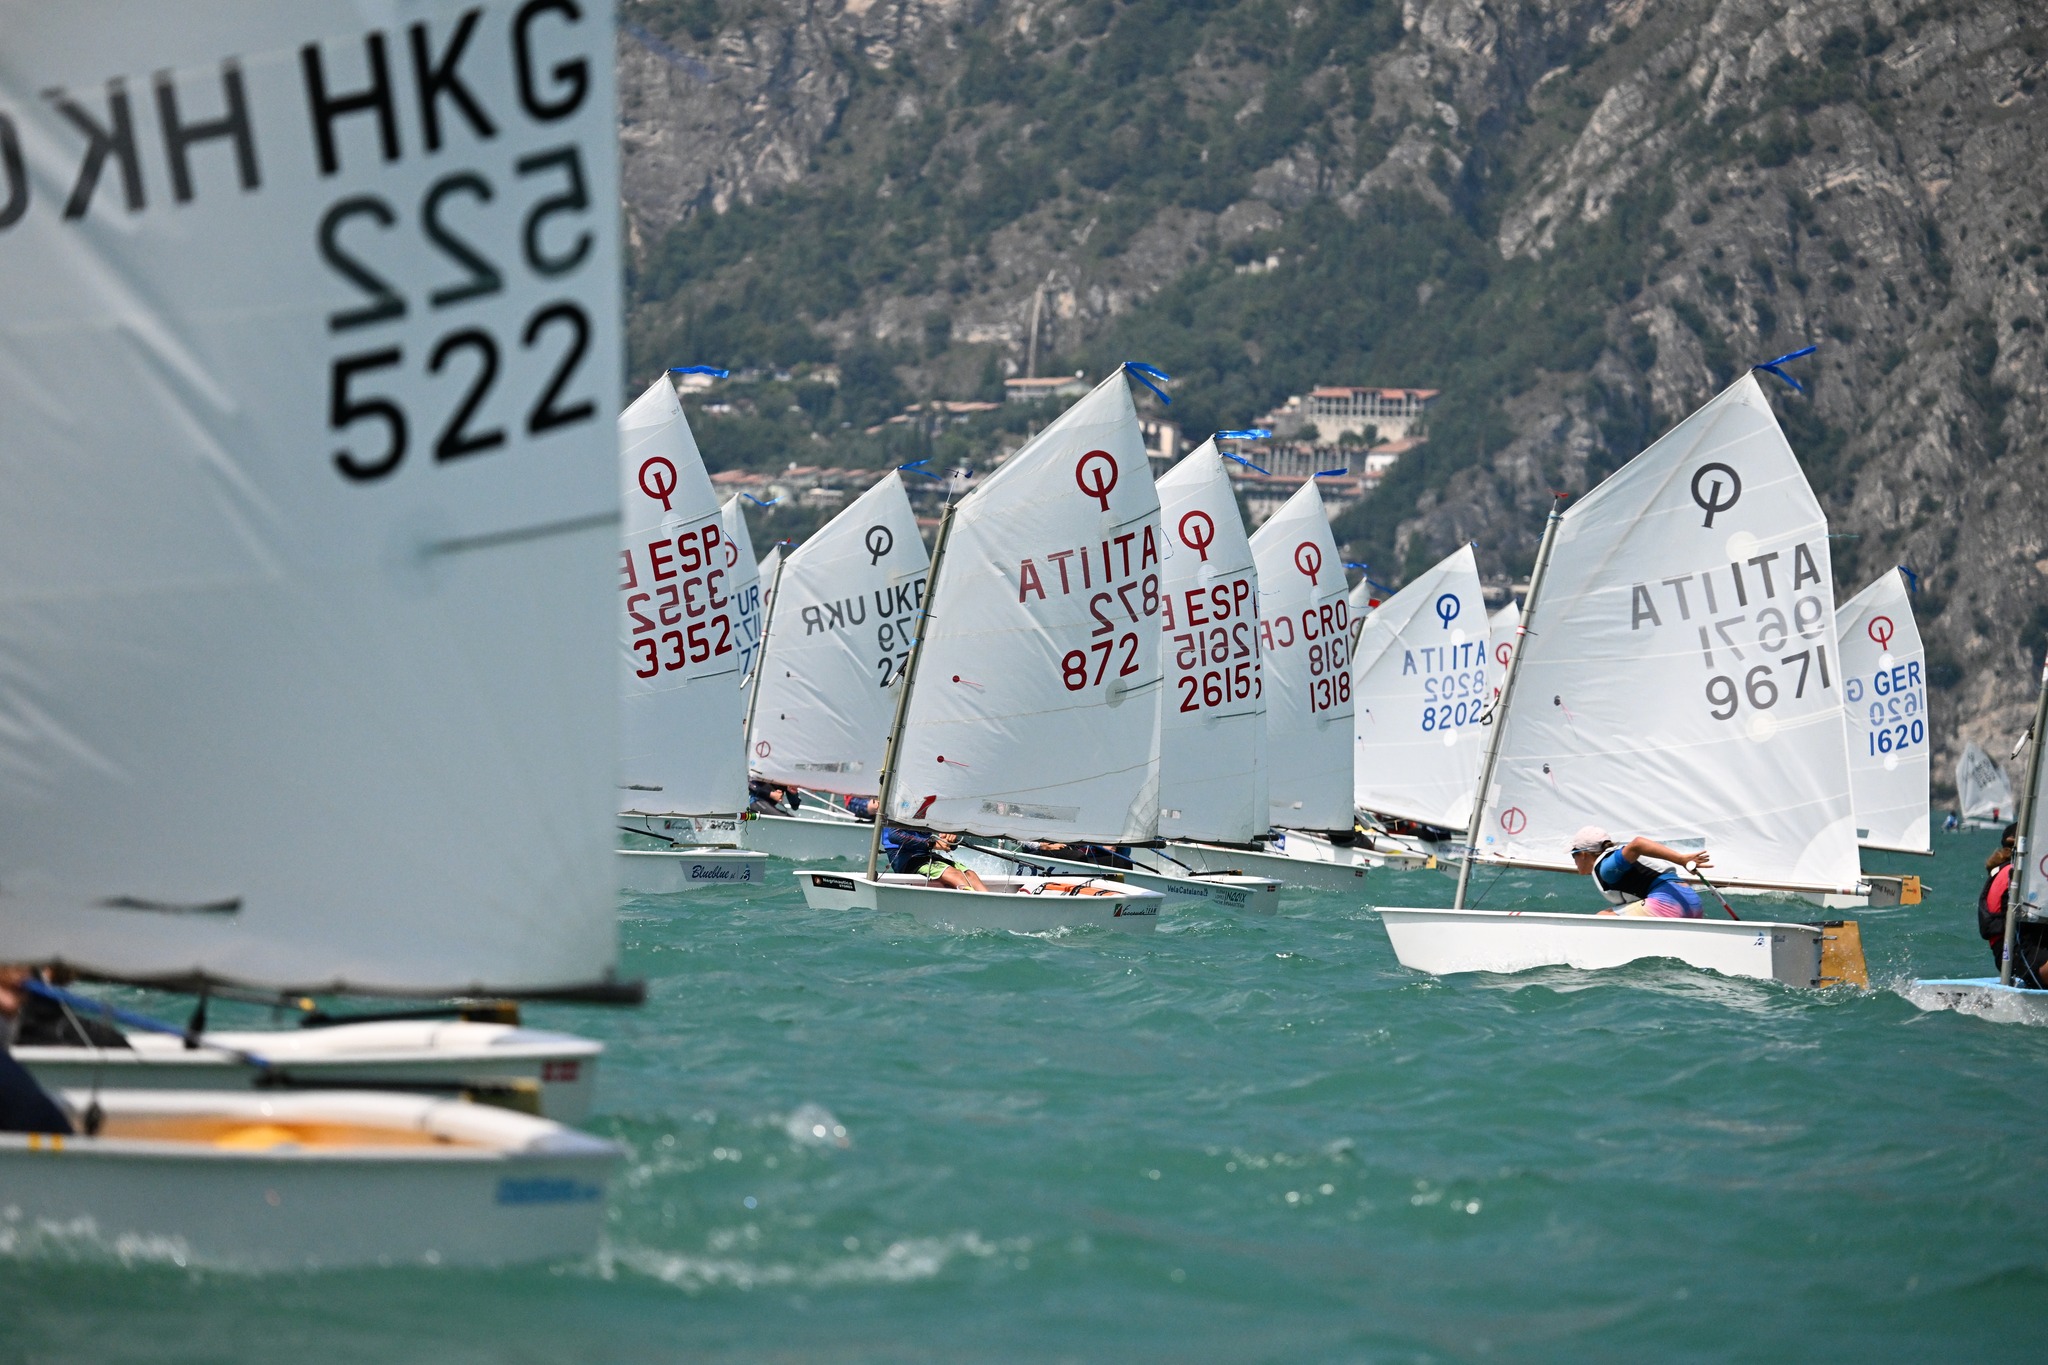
[[866, 502, 960, 880], [741, 549, 790, 757], [1999, 650, 2048, 985], [1454, 495, 1566, 909]]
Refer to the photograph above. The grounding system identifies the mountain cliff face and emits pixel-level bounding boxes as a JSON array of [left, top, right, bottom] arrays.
[[620, 0, 2048, 794]]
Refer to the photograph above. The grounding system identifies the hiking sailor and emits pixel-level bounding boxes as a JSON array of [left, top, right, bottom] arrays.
[[1568, 827, 1710, 919], [879, 825, 989, 892]]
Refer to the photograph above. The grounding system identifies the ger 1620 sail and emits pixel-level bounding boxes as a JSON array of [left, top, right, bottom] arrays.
[[0, 0, 627, 1266], [1377, 370, 1869, 988], [793, 370, 1168, 930], [615, 377, 768, 889], [1836, 568, 1932, 856]]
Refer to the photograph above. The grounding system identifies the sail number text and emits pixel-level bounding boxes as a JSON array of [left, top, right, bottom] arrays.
[[1162, 575, 1262, 713]]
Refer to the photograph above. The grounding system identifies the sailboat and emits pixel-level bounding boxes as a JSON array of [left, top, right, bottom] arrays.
[[1168, 480, 1376, 891], [1351, 544, 1492, 839], [1836, 570, 1931, 878], [1377, 371, 1871, 987], [1956, 741, 2016, 829], [1906, 653, 2048, 1022], [0, 0, 627, 1264], [792, 370, 1168, 930], [1012, 436, 1280, 915], [616, 378, 768, 889], [742, 471, 930, 862]]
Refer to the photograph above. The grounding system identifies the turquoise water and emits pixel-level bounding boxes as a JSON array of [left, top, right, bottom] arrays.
[[8, 831, 2047, 1361]]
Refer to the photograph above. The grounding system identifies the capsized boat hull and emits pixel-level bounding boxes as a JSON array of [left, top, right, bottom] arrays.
[[741, 812, 873, 862], [792, 871, 1161, 932], [1901, 977, 2048, 1025], [618, 847, 770, 892], [993, 848, 1279, 915], [1377, 906, 1834, 988], [0, 1090, 617, 1270], [16, 1022, 601, 1124]]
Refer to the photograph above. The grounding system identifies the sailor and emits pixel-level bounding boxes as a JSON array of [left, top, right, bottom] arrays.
[[747, 778, 801, 817], [1020, 841, 1133, 870], [1568, 827, 1709, 918], [879, 825, 988, 891], [1977, 823, 2048, 985], [845, 795, 878, 822]]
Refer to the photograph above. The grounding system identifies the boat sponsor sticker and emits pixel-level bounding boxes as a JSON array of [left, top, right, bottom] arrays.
[[810, 874, 856, 891]]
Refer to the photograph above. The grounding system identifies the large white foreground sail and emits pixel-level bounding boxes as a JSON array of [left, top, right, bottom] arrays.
[[1469, 375, 1860, 893], [619, 379, 748, 819], [721, 495, 767, 689], [750, 472, 929, 794], [1352, 544, 1490, 828], [887, 373, 1165, 842], [1155, 440, 1266, 842], [0, 0, 624, 1266], [1251, 482, 1354, 831], [1958, 742, 2016, 825], [1836, 569, 1931, 853]]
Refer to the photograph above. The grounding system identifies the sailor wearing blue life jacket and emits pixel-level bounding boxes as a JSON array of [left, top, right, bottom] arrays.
[[879, 824, 988, 891], [1568, 826, 1710, 918]]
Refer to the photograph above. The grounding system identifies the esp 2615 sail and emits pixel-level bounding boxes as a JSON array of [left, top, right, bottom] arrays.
[[1155, 440, 1266, 843], [888, 373, 1164, 843], [0, 1, 622, 995]]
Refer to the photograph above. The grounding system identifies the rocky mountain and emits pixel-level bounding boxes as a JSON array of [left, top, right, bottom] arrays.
[[619, 0, 2048, 796]]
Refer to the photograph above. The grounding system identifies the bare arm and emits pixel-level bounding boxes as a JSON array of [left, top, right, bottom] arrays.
[[1622, 836, 1711, 872]]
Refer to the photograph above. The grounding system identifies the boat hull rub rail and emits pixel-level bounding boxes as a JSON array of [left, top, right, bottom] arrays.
[[740, 813, 872, 862], [1377, 907, 1835, 988], [793, 871, 1162, 932]]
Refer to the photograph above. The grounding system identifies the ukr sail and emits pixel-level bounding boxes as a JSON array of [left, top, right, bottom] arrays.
[[1250, 482, 1354, 831], [887, 373, 1163, 842], [1836, 569, 1931, 853], [1155, 440, 1266, 842], [1351, 544, 1489, 829], [749, 472, 929, 795], [619, 379, 747, 818], [0, 0, 622, 994], [1472, 374, 1861, 892]]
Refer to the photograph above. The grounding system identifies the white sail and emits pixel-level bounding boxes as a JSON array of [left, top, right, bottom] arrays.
[[1250, 482, 1354, 830], [1155, 440, 1266, 842], [1488, 599, 1521, 689], [619, 380, 746, 817], [758, 545, 784, 615], [0, 1, 622, 994], [1351, 544, 1489, 828], [720, 496, 766, 689], [1836, 570, 1931, 853], [1473, 374, 1862, 891], [749, 473, 929, 796], [1957, 742, 2015, 824], [889, 373, 1163, 842]]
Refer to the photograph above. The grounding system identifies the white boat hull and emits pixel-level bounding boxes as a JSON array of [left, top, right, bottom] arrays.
[[17, 1022, 601, 1124], [998, 849, 1279, 914], [618, 813, 744, 846], [793, 870, 1161, 932], [618, 847, 770, 892], [0, 1090, 617, 1270], [1162, 837, 1377, 893], [741, 812, 873, 862], [1377, 906, 1829, 988], [1901, 977, 2048, 1025]]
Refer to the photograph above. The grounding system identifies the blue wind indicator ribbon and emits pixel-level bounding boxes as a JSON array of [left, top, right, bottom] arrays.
[[1314, 467, 1349, 478], [1215, 428, 1271, 441], [1898, 564, 1920, 594], [669, 365, 731, 378], [742, 494, 778, 507], [1220, 452, 1271, 475], [1345, 563, 1397, 596], [1122, 361, 1173, 405], [897, 459, 945, 482], [1751, 345, 1817, 392]]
